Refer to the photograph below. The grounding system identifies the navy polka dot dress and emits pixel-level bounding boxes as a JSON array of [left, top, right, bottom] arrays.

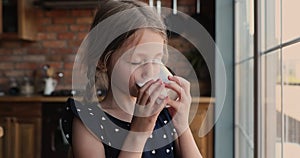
[[61, 98, 177, 158]]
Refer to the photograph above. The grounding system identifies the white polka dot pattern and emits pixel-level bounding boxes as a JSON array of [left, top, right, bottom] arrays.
[[61, 98, 176, 157], [163, 134, 167, 139], [151, 150, 156, 154], [166, 148, 170, 153], [173, 128, 177, 133]]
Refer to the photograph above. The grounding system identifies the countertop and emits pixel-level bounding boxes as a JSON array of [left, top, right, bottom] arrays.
[[0, 95, 213, 103], [0, 95, 70, 102]]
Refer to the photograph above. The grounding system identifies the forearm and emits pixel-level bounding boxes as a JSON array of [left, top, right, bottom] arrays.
[[177, 128, 202, 158], [118, 131, 150, 158]]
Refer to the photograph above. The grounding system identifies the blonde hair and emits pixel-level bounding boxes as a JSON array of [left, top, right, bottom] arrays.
[[84, 0, 168, 102]]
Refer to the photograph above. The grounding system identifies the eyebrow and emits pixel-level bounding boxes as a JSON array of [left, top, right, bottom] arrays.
[[129, 53, 163, 62]]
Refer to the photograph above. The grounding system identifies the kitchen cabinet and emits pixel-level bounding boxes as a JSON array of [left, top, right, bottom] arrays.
[[0, 96, 69, 158], [0, 103, 42, 158], [189, 99, 214, 158], [0, 0, 37, 40]]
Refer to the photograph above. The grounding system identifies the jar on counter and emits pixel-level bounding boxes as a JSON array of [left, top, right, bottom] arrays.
[[20, 77, 34, 96]]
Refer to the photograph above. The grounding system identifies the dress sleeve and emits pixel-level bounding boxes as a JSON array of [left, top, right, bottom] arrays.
[[61, 98, 80, 146], [61, 98, 109, 146]]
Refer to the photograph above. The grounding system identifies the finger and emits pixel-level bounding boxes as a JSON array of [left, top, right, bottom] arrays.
[[139, 80, 162, 105], [140, 79, 156, 91], [166, 97, 180, 111], [157, 96, 169, 111], [147, 83, 165, 106], [168, 76, 190, 95], [152, 95, 169, 116], [165, 81, 183, 99], [137, 79, 156, 104]]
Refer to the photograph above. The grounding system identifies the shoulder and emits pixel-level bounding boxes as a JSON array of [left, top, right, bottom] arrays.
[[61, 98, 104, 145], [72, 116, 106, 157], [61, 98, 129, 149]]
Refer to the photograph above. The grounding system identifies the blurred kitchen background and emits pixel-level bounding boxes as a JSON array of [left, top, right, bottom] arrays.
[[1, 0, 300, 158], [0, 0, 213, 97]]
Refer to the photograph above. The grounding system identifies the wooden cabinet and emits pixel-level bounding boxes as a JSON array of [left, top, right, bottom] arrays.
[[0, 117, 41, 158], [0, 0, 37, 40], [189, 98, 214, 158], [0, 97, 70, 158], [0, 103, 41, 158]]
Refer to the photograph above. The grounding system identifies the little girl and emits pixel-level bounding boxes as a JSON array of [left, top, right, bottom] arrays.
[[62, 0, 202, 157]]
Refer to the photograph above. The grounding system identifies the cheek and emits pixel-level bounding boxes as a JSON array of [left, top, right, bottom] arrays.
[[111, 62, 137, 92], [113, 65, 131, 83]]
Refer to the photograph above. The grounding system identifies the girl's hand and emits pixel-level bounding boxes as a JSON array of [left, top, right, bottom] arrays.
[[130, 79, 167, 133], [165, 76, 192, 134]]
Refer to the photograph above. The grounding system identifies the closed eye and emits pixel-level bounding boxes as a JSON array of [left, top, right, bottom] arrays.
[[130, 62, 142, 65]]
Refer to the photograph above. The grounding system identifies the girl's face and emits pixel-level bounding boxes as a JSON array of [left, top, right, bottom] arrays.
[[108, 29, 165, 97]]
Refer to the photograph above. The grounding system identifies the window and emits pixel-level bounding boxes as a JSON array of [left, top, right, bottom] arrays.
[[234, 0, 254, 157], [235, 0, 300, 158], [261, 50, 281, 158]]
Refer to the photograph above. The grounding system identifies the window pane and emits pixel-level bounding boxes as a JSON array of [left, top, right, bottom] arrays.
[[261, 51, 282, 158], [235, 60, 254, 158], [282, 1, 300, 43], [282, 43, 300, 157], [261, 0, 281, 51], [235, 0, 254, 62]]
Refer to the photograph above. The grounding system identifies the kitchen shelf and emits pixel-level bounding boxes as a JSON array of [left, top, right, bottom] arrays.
[[0, 0, 37, 41], [33, 0, 99, 9]]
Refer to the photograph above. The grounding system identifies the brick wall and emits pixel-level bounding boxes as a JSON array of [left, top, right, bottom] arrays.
[[0, 0, 211, 95], [0, 8, 94, 91]]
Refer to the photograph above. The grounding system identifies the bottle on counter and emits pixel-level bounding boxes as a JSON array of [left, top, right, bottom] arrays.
[[8, 77, 20, 95], [43, 66, 57, 95], [44, 77, 57, 95]]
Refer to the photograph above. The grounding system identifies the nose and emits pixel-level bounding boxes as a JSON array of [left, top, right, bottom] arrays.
[[141, 62, 160, 79]]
